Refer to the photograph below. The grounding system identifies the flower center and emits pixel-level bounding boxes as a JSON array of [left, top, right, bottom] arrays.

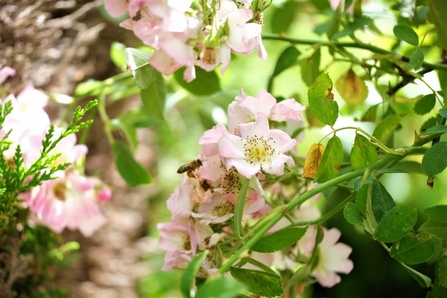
[[243, 135, 276, 164], [200, 47, 217, 65], [212, 201, 234, 217], [221, 168, 240, 195], [52, 182, 67, 201], [183, 234, 191, 251]]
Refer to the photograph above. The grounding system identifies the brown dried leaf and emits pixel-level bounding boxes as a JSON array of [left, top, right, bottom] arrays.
[[335, 68, 368, 104], [302, 144, 325, 179]]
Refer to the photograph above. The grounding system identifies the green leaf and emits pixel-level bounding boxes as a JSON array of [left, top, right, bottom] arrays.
[[410, 48, 424, 70], [438, 257, 447, 288], [140, 72, 166, 120], [427, 0, 447, 49], [356, 183, 370, 216], [439, 108, 447, 119], [252, 226, 307, 253], [300, 48, 321, 87], [111, 141, 151, 186], [195, 277, 245, 298], [423, 205, 447, 223], [335, 68, 369, 105], [371, 180, 396, 223], [180, 251, 209, 298], [332, 16, 372, 40], [229, 267, 282, 297], [419, 219, 447, 239], [350, 134, 378, 170], [326, 8, 341, 39], [270, 0, 297, 33], [174, 66, 221, 96], [123, 47, 156, 89], [414, 94, 436, 115], [372, 114, 401, 143], [75, 80, 103, 96], [402, 263, 431, 288], [393, 24, 419, 46], [272, 46, 300, 77], [110, 42, 126, 69], [419, 125, 447, 136], [390, 232, 436, 264], [308, 73, 339, 126], [315, 136, 343, 182], [375, 205, 417, 242], [343, 202, 363, 225], [361, 104, 379, 122], [110, 108, 155, 150], [421, 142, 447, 176]]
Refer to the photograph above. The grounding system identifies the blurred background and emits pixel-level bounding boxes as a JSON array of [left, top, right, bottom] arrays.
[[1, 0, 446, 297]]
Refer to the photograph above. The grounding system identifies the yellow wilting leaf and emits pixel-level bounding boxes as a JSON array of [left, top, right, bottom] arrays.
[[335, 68, 368, 105], [302, 144, 325, 179]]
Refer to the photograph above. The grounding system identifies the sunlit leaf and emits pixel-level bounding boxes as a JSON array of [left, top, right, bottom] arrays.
[[308, 73, 339, 126], [350, 134, 378, 170], [174, 66, 221, 95], [410, 48, 424, 70], [421, 142, 447, 176], [390, 232, 436, 264], [140, 72, 166, 120], [373, 114, 401, 143], [270, 0, 297, 33], [335, 68, 369, 105], [393, 24, 419, 46], [332, 16, 372, 40], [252, 227, 307, 253], [111, 141, 151, 186], [427, 0, 447, 49], [302, 143, 325, 179], [375, 205, 417, 243], [110, 42, 126, 69], [301, 48, 321, 87], [229, 267, 282, 297], [315, 136, 343, 183], [124, 47, 156, 89], [414, 93, 436, 115], [272, 46, 300, 77]]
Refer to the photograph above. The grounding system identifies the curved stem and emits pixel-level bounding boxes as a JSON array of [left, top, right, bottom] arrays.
[[219, 146, 428, 274], [262, 33, 447, 71]]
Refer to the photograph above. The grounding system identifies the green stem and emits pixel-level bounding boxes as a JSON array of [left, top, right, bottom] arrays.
[[96, 92, 114, 145], [234, 178, 250, 238], [219, 146, 428, 274], [262, 34, 447, 71]]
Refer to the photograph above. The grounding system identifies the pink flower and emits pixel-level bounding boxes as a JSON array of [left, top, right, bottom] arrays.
[[228, 89, 305, 134], [157, 218, 213, 270], [104, 0, 128, 17], [297, 227, 354, 287], [21, 171, 111, 237], [218, 113, 296, 178], [0, 66, 15, 84]]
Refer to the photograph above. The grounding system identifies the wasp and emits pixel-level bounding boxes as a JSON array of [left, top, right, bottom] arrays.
[[177, 159, 202, 177]]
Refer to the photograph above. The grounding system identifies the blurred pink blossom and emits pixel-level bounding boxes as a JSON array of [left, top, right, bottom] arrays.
[[22, 171, 111, 237]]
